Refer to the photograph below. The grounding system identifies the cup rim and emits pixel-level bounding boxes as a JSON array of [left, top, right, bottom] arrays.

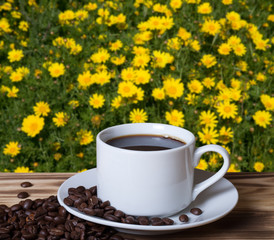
[[96, 123, 195, 152]]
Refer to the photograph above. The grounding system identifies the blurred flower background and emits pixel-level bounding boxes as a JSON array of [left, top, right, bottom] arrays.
[[0, 0, 273, 173]]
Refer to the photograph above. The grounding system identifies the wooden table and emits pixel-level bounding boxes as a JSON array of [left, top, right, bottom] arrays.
[[1, 172, 274, 239]]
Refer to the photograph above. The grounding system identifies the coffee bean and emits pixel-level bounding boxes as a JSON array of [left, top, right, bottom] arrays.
[[63, 197, 74, 206], [114, 210, 125, 218], [150, 217, 164, 226], [190, 207, 203, 215], [125, 216, 137, 224], [104, 214, 120, 222], [137, 216, 150, 225], [10, 203, 22, 212], [23, 199, 34, 210], [179, 214, 189, 222], [17, 191, 29, 199], [162, 217, 174, 225], [21, 181, 33, 188]]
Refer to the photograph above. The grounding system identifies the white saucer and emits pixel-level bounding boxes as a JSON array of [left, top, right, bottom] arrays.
[[57, 168, 238, 235]]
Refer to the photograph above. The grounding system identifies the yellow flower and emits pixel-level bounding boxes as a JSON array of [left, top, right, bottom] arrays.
[[170, 0, 182, 10], [267, 14, 274, 22], [77, 129, 94, 145], [77, 71, 94, 88], [3, 141, 21, 157], [52, 112, 69, 127], [199, 110, 218, 128], [14, 166, 33, 173], [260, 94, 274, 111], [198, 127, 219, 145], [94, 71, 111, 85], [6, 86, 19, 98], [68, 100, 79, 108], [152, 50, 174, 68], [201, 54, 217, 68], [0, 18, 11, 33], [132, 54, 150, 68], [134, 69, 151, 85], [218, 43, 232, 55], [163, 78, 184, 99], [177, 27, 191, 41], [188, 79, 203, 94], [201, 20, 221, 36], [197, 2, 212, 14], [18, 21, 29, 31], [118, 81, 137, 97], [196, 159, 208, 170], [9, 71, 23, 82], [228, 35, 242, 46], [165, 109, 185, 127], [216, 101, 238, 119], [152, 88, 165, 100], [222, 0, 233, 5], [253, 162, 264, 172], [227, 163, 241, 172], [111, 95, 123, 109], [129, 108, 148, 123], [233, 43, 246, 56], [89, 93, 105, 109], [91, 114, 103, 127], [90, 48, 110, 64], [54, 153, 62, 161], [48, 63, 65, 78], [252, 110, 272, 128], [33, 101, 51, 117], [202, 77, 215, 89], [256, 72, 266, 82], [7, 49, 24, 62], [185, 93, 198, 105], [22, 115, 45, 137], [219, 126, 233, 144], [109, 40, 123, 51], [121, 67, 136, 81]]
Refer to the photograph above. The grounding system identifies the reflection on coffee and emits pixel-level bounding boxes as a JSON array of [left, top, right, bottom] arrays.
[[106, 134, 186, 151]]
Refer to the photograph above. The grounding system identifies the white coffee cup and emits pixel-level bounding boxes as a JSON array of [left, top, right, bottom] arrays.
[[96, 123, 230, 217]]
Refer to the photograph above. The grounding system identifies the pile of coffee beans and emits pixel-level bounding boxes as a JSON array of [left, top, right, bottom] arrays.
[[64, 185, 175, 226], [0, 195, 132, 240], [64, 185, 202, 226]]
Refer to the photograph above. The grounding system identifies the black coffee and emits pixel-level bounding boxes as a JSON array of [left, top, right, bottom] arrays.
[[106, 134, 185, 151]]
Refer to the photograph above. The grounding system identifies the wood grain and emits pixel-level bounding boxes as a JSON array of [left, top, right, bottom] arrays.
[[0, 172, 274, 239]]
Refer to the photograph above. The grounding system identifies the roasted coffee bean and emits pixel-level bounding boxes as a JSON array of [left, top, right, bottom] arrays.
[[23, 199, 34, 210], [190, 207, 203, 215], [114, 210, 125, 218], [137, 216, 150, 225], [21, 181, 33, 188], [100, 200, 111, 208], [63, 197, 74, 206], [94, 208, 104, 217], [179, 214, 189, 222], [125, 216, 137, 224], [76, 186, 85, 193], [150, 217, 164, 226], [162, 217, 174, 225], [17, 191, 29, 199], [83, 207, 96, 216], [104, 206, 116, 211], [10, 204, 22, 212], [104, 214, 120, 222]]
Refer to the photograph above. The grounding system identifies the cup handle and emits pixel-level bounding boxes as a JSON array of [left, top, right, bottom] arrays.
[[192, 144, 230, 201]]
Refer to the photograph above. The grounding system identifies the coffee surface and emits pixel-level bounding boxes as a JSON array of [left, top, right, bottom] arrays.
[[106, 134, 185, 151]]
